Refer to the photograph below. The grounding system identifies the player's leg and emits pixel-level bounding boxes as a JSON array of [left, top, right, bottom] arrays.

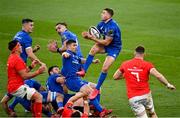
[[84, 43, 105, 72], [88, 82, 101, 102], [56, 93, 64, 114], [27, 87, 42, 117], [96, 56, 115, 89], [11, 85, 42, 117], [42, 104, 52, 117], [144, 93, 157, 118], [0, 94, 17, 117], [89, 56, 115, 99], [129, 96, 148, 118], [80, 84, 104, 114]]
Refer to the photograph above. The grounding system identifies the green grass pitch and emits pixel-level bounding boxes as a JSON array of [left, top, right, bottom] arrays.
[[0, 0, 180, 117]]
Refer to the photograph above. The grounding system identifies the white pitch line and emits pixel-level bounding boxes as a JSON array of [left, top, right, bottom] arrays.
[[0, 31, 180, 60]]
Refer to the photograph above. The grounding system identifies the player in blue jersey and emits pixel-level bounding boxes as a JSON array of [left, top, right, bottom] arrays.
[[48, 22, 100, 77], [55, 22, 83, 58], [61, 40, 112, 117], [13, 18, 46, 68], [46, 65, 65, 114], [82, 8, 122, 98]]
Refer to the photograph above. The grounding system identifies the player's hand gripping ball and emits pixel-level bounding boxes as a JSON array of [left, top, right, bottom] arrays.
[[88, 26, 101, 39]]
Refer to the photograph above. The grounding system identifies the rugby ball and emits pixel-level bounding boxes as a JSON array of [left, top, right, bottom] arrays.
[[88, 26, 101, 39]]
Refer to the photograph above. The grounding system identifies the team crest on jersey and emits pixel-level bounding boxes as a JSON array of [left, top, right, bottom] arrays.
[[107, 30, 114, 37]]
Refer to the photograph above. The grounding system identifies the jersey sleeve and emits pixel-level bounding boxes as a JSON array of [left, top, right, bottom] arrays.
[[147, 62, 154, 71], [24, 36, 32, 49], [14, 56, 26, 71]]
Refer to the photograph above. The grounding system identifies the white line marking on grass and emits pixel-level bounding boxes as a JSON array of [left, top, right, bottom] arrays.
[[1, 32, 180, 60]]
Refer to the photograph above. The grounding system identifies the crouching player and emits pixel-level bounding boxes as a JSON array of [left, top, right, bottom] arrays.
[[6, 40, 46, 117], [61, 40, 112, 117], [46, 65, 66, 114]]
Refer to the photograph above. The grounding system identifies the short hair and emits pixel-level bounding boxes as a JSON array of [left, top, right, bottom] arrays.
[[66, 40, 76, 46], [8, 40, 19, 51], [71, 111, 81, 117], [55, 22, 67, 28], [104, 8, 114, 16], [48, 65, 59, 75], [135, 46, 145, 54], [22, 18, 33, 24]]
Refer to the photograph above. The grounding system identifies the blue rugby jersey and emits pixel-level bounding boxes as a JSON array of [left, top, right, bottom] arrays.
[[59, 30, 83, 57], [13, 30, 32, 63], [97, 19, 122, 50]]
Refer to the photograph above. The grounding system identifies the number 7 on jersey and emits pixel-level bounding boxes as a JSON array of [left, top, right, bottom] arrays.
[[131, 72, 140, 82]]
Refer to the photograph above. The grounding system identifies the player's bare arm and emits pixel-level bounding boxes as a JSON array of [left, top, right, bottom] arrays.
[[1, 95, 13, 116], [82, 31, 113, 46], [62, 52, 71, 58], [26, 47, 39, 61], [113, 69, 123, 80], [56, 76, 65, 84], [150, 68, 176, 90], [18, 65, 46, 79]]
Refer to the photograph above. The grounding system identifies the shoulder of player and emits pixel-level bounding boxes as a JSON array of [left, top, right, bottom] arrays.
[[120, 59, 131, 68], [8, 54, 25, 66]]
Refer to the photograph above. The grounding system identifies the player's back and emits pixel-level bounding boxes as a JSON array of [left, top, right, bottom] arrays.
[[46, 74, 64, 94], [13, 30, 32, 63], [120, 58, 154, 99]]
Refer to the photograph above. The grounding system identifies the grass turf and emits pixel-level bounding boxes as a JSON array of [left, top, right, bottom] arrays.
[[0, 0, 180, 117]]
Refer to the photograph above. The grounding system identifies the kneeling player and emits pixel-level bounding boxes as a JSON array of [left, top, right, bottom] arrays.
[[46, 65, 66, 114]]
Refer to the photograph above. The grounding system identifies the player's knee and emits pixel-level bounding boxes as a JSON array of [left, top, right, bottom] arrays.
[[149, 112, 157, 118], [102, 66, 109, 73], [90, 47, 99, 55], [84, 87, 93, 95], [32, 92, 42, 102]]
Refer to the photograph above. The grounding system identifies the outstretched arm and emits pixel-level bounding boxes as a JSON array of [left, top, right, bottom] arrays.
[[113, 69, 123, 80], [150, 68, 176, 90]]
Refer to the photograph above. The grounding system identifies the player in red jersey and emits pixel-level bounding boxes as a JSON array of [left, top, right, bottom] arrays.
[[62, 96, 89, 118], [7, 40, 46, 117], [113, 46, 176, 118]]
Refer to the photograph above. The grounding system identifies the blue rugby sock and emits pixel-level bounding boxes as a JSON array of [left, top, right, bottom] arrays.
[[97, 94, 101, 102], [84, 54, 94, 72], [90, 98, 103, 112], [57, 102, 63, 108], [96, 72, 107, 90]]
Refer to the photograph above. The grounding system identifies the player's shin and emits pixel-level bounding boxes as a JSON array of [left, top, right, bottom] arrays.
[[33, 102, 42, 117], [90, 98, 103, 112], [96, 72, 107, 90], [84, 54, 94, 72]]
